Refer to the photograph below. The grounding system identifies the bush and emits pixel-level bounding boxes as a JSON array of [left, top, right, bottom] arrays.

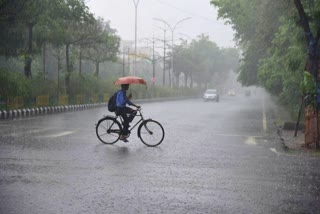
[[0, 67, 201, 110], [30, 73, 58, 97], [0, 68, 30, 97]]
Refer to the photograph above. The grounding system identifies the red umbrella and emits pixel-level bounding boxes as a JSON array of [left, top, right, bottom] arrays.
[[114, 76, 147, 85]]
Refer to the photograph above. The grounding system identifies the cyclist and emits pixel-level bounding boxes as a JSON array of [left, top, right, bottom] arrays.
[[116, 84, 140, 142]]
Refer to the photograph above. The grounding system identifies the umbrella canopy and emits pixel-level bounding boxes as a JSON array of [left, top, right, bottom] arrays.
[[114, 76, 147, 85]]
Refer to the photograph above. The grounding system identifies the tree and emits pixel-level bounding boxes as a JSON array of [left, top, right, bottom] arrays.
[[0, 0, 25, 57], [210, 0, 310, 111], [211, 0, 291, 86], [172, 35, 239, 89], [0, 0, 54, 78], [83, 18, 120, 77], [212, 0, 320, 147], [293, 0, 320, 80], [173, 40, 194, 87], [293, 0, 320, 148], [188, 35, 220, 88], [0, 0, 93, 80], [54, 0, 95, 95]]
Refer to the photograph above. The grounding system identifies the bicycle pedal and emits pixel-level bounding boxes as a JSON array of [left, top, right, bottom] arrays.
[[121, 138, 129, 143]]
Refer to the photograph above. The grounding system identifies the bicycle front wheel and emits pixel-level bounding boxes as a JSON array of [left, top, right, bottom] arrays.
[[96, 117, 121, 144], [138, 119, 164, 147]]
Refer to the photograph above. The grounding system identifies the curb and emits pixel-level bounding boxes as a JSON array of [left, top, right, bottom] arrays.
[[0, 96, 198, 120], [0, 103, 107, 120]]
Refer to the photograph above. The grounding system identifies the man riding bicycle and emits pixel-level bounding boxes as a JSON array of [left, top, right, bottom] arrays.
[[116, 84, 140, 142]]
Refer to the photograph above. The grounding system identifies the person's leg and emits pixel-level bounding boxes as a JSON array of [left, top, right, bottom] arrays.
[[125, 107, 137, 123], [119, 108, 130, 135]]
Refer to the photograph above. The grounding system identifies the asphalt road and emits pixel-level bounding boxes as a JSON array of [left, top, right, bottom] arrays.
[[0, 93, 319, 214]]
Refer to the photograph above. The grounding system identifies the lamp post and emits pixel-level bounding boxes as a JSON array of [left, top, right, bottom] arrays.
[[153, 17, 191, 87], [132, 0, 140, 76]]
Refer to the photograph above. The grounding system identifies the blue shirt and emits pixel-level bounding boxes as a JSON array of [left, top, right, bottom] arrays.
[[116, 90, 134, 108]]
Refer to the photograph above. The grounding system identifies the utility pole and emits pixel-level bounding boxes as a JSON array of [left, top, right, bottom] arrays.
[[153, 23, 168, 86], [153, 17, 192, 88], [152, 39, 156, 86], [122, 46, 126, 77], [127, 48, 130, 74], [132, 0, 140, 76], [140, 38, 160, 86], [163, 29, 167, 86]]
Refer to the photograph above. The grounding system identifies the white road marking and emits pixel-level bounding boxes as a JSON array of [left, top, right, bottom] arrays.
[[270, 148, 281, 155], [1, 128, 52, 137], [39, 131, 76, 138], [213, 133, 262, 138], [0, 117, 39, 123], [244, 136, 257, 145]]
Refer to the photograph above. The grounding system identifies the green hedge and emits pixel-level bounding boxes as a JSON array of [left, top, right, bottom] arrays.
[[0, 68, 202, 110]]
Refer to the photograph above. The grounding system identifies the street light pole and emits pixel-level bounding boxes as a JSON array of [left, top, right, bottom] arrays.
[[132, 0, 140, 76], [163, 28, 167, 86], [153, 17, 191, 87]]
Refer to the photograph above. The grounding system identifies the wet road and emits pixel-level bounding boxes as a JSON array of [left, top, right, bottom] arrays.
[[0, 94, 319, 214]]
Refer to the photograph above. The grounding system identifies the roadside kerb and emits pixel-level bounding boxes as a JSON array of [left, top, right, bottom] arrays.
[[0, 96, 197, 120]]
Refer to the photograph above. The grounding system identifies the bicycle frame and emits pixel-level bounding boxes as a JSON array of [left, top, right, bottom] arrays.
[[116, 108, 146, 132]]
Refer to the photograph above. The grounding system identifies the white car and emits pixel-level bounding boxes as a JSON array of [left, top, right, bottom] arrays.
[[203, 89, 219, 102], [228, 90, 236, 96]]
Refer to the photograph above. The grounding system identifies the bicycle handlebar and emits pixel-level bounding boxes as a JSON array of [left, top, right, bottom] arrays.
[[136, 107, 142, 114]]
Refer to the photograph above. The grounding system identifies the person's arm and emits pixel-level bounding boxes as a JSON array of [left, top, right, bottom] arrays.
[[126, 93, 140, 108]]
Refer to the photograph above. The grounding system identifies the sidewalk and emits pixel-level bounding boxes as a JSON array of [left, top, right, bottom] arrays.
[[278, 127, 320, 157], [266, 94, 320, 157]]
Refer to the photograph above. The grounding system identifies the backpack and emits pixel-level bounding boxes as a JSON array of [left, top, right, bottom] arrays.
[[107, 91, 118, 112]]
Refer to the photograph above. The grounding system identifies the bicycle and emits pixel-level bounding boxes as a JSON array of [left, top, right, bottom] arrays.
[[95, 108, 165, 147]]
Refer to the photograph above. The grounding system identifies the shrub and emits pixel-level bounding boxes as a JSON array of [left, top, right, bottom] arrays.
[[0, 68, 30, 97]]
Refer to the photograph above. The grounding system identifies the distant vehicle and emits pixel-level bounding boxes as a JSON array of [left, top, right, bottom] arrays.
[[203, 89, 219, 102], [227, 90, 236, 96], [245, 90, 251, 97]]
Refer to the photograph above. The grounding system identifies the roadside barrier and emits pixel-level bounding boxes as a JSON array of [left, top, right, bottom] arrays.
[[0, 96, 197, 120], [0, 102, 107, 120]]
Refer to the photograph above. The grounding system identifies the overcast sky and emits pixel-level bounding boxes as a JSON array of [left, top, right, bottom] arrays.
[[86, 0, 236, 48]]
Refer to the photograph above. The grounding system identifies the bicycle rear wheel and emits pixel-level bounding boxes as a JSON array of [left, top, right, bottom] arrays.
[[138, 119, 164, 147], [96, 117, 121, 144]]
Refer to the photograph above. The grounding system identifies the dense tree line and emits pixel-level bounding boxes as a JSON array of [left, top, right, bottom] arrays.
[[0, 0, 120, 96], [0, 0, 240, 110], [211, 0, 320, 114], [172, 35, 239, 90]]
